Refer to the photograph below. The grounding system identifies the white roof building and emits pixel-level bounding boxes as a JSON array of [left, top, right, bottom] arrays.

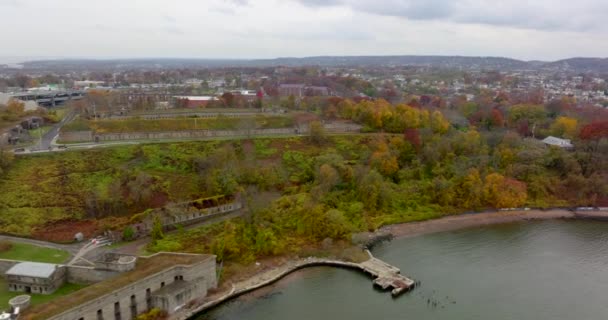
[[542, 136, 573, 148], [6, 262, 58, 278], [173, 96, 218, 101]]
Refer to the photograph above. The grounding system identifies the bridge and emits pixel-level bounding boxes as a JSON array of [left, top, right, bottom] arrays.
[[10, 90, 85, 107]]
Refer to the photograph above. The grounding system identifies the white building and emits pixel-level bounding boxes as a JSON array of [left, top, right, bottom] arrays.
[[542, 136, 573, 148]]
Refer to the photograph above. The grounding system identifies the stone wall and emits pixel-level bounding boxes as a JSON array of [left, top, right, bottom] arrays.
[[94, 254, 137, 273], [65, 265, 119, 285], [49, 254, 216, 320], [159, 202, 243, 229], [0, 133, 9, 146], [58, 130, 93, 142], [58, 122, 362, 143]]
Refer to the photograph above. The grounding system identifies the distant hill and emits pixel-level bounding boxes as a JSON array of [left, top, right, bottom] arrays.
[[542, 58, 608, 72], [17, 55, 608, 72]]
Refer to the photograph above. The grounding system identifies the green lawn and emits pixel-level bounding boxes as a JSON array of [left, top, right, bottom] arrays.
[[0, 278, 86, 310], [0, 243, 70, 264], [28, 126, 54, 139]]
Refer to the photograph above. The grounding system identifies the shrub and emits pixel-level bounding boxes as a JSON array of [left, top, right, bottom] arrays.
[[136, 308, 167, 320], [0, 241, 13, 253], [122, 226, 135, 241]]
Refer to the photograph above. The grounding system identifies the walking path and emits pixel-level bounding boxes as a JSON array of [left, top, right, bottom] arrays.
[[0, 234, 82, 255]]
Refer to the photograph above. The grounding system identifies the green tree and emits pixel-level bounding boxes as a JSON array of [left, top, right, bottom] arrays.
[[309, 120, 326, 145], [122, 226, 135, 241], [151, 215, 164, 242]]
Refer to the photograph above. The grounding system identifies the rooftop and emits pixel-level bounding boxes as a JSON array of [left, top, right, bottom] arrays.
[[173, 96, 218, 101], [5, 262, 58, 278], [542, 136, 573, 148], [21, 253, 214, 320]]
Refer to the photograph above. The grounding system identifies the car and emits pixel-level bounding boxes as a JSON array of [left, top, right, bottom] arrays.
[[13, 148, 25, 153], [57, 145, 68, 150]]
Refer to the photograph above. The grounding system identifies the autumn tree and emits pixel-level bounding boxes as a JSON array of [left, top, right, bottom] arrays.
[[430, 110, 450, 134], [6, 99, 25, 114], [0, 148, 14, 176], [309, 121, 326, 145], [150, 215, 165, 242], [550, 116, 578, 138], [453, 169, 483, 209], [508, 104, 547, 137], [580, 120, 608, 141], [484, 173, 528, 208]]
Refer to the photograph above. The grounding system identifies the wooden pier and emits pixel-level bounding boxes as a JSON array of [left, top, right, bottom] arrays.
[[360, 253, 415, 296]]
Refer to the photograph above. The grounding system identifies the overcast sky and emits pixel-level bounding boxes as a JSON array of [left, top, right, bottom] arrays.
[[0, 0, 607, 62]]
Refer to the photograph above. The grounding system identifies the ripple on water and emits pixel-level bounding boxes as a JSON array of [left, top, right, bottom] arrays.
[[198, 220, 608, 320]]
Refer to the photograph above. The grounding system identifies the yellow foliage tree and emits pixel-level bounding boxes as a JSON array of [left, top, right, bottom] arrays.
[[430, 110, 450, 134], [458, 169, 484, 209], [550, 116, 578, 138], [483, 173, 528, 208], [6, 99, 25, 114]]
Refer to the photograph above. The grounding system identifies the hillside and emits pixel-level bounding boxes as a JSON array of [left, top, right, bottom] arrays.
[[19, 55, 608, 72], [543, 57, 608, 72]]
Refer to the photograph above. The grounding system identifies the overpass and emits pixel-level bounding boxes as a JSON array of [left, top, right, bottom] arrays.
[[10, 90, 85, 107]]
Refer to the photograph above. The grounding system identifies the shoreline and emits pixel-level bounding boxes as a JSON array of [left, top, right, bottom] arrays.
[[173, 209, 608, 320], [381, 209, 578, 240]]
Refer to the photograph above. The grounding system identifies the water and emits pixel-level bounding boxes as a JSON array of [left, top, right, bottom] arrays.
[[197, 220, 608, 320]]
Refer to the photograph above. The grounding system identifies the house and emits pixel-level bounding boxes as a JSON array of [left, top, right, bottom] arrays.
[[279, 84, 306, 97], [305, 86, 330, 96], [173, 96, 219, 108], [279, 84, 331, 97], [5, 262, 67, 295], [542, 136, 573, 148], [20, 117, 44, 130]]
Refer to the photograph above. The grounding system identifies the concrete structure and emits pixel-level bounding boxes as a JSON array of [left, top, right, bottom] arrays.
[[176, 253, 415, 320], [5, 262, 66, 295], [94, 253, 137, 273], [22, 253, 217, 320], [278, 84, 305, 97], [109, 197, 242, 242], [20, 117, 43, 130], [8, 295, 31, 311], [2, 90, 85, 108], [542, 136, 573, 148]]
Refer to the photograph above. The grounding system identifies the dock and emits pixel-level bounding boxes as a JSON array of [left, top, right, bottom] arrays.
[[360, 253, 415, 296]]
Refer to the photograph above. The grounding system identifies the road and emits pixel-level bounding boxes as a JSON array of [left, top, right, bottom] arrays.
[[0, 234, 82, 256], [39, 110, 76, 150]]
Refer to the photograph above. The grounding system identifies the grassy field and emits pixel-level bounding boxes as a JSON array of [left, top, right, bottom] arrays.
[[0, 242, 70, 264], [0, 278, 85, 311], [130, 108, 266, 115], [62, 115, 295, 133]]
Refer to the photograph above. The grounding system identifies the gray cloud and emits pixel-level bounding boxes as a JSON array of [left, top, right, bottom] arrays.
[[293, 0, 608, 32]]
